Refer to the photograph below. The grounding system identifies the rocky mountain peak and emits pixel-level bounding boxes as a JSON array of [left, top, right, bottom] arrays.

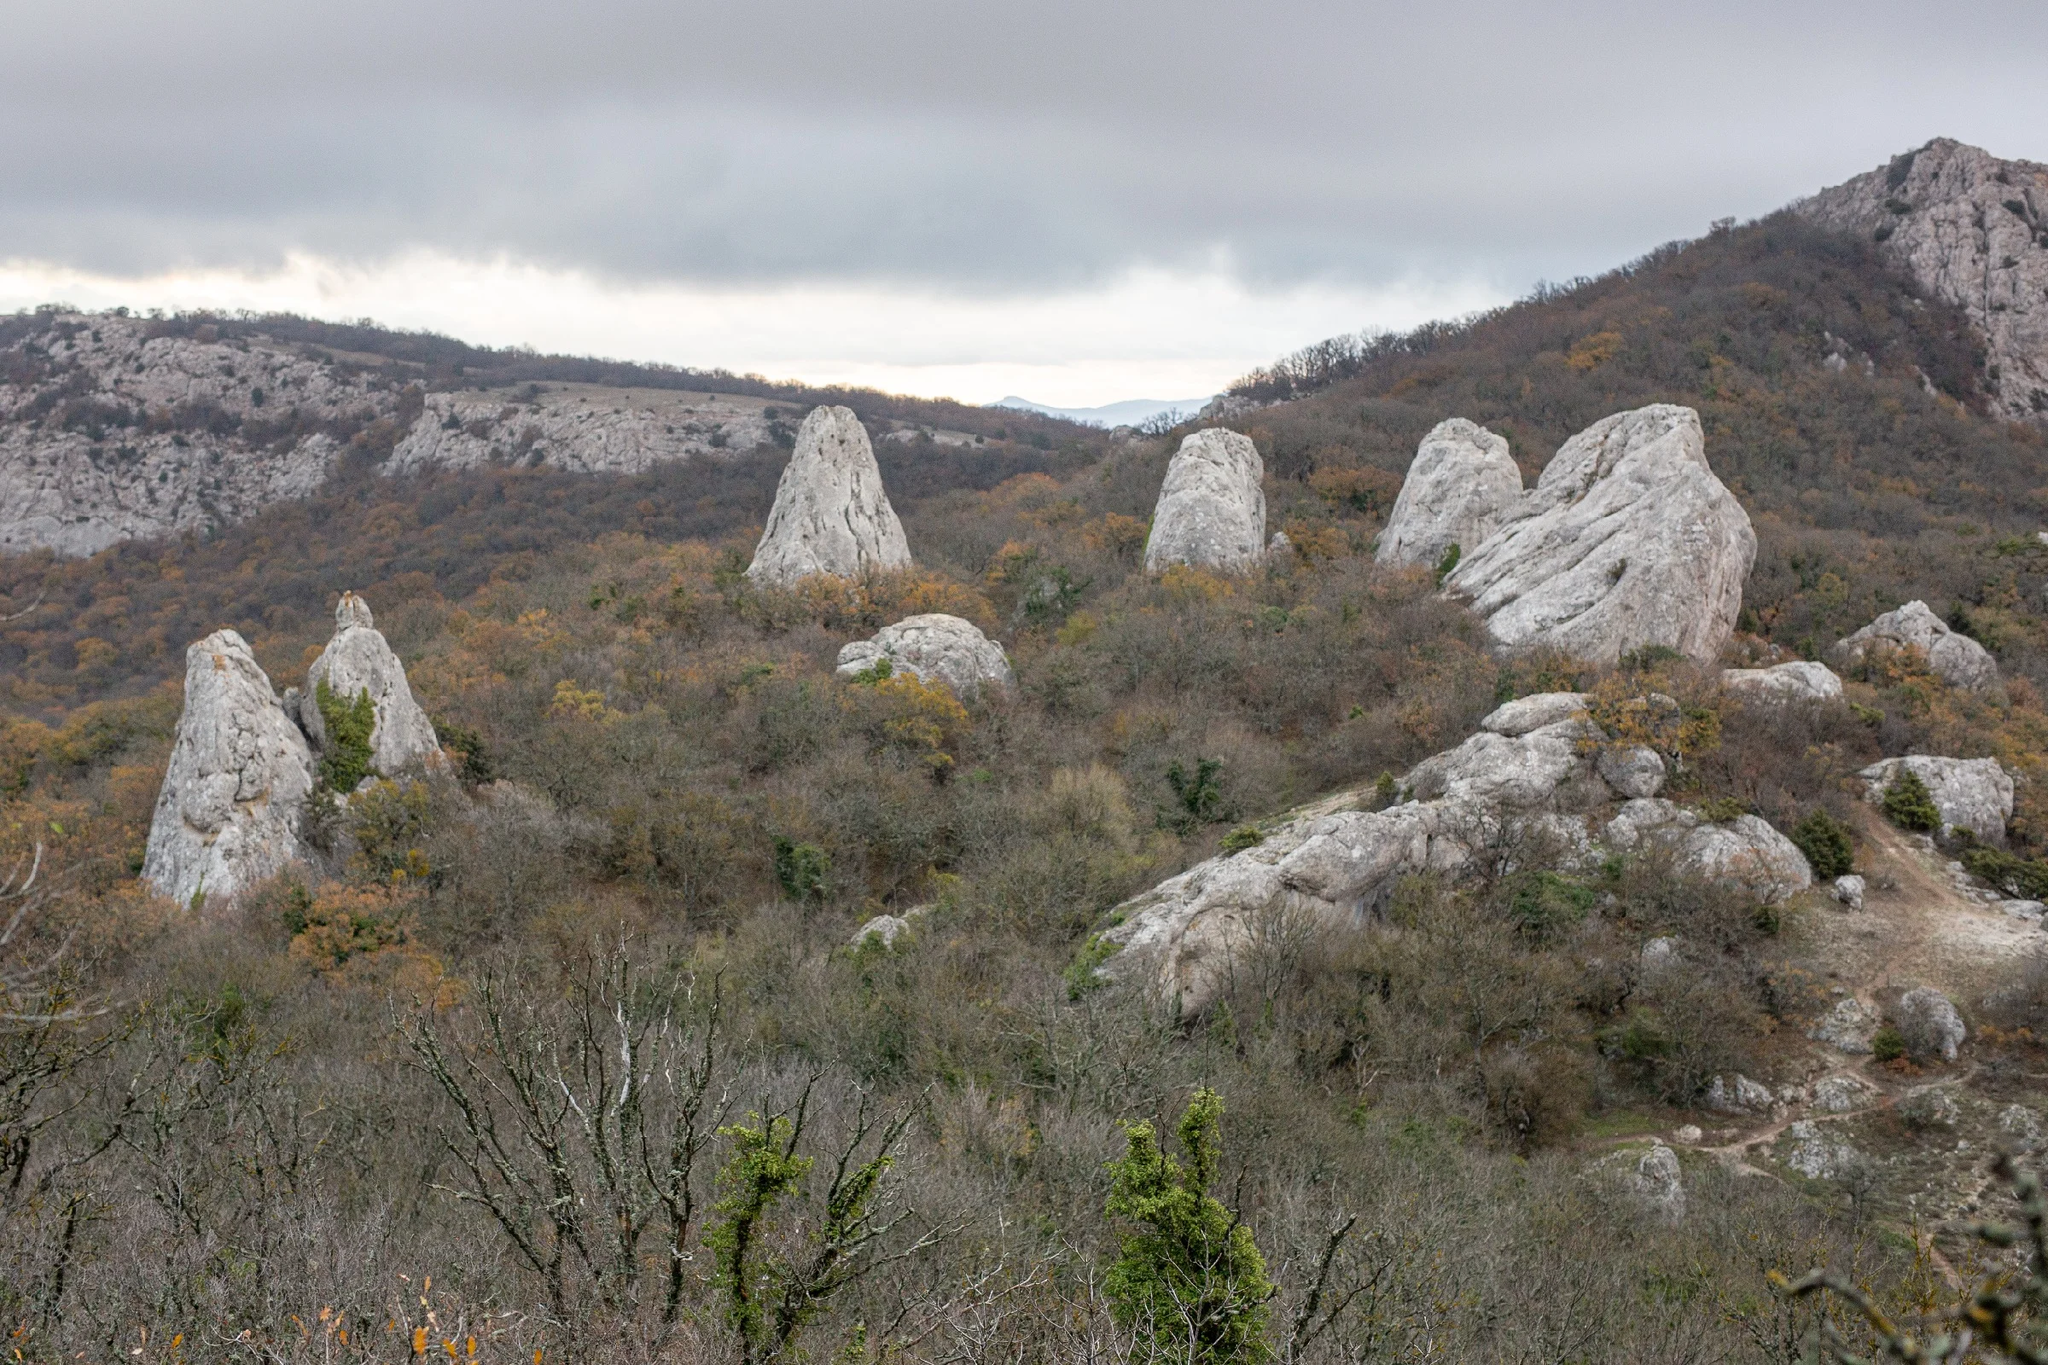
[[1796, 138, 2048, 423]]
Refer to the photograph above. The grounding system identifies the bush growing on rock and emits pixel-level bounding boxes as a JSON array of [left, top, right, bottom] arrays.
[[1791, 808, 1856, 878], [1882, 767, 1942, 832]]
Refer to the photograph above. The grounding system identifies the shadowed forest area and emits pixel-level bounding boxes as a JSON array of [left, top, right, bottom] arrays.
[[9, 217, 2048, 1361]]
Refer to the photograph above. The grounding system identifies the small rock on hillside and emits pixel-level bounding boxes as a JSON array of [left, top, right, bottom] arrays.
[[1797, 139, 2048, 425], [1143, 429, 1267, 573], [1442, 405, 1756, 665], [1721, 661, 1844, 704], [142, 630, 316, 907], [1836, 600, 1998, 691], [1374, 419, 1522, 569], [836, 614, 1014, 698], [299, 593, 443, 777], [745, 407, 911, 586], [1895, 986, 1967, 1062], [1858, 755, 2012, 844]]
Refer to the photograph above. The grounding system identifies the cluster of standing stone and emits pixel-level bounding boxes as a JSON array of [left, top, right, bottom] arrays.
[[141, 593, 441, 908]]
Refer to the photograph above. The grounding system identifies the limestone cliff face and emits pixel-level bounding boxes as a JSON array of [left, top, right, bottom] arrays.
[[0, 313, 777, 557], [1797, 139, 2048, 424]]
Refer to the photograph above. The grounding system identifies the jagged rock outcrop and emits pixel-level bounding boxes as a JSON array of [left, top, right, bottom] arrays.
[[299, 593, 442, 777], [141, 630, 316, 907], [746, 407, 911, 585], [1143, 429, 1266, 573], [1810, 997, 1879, 1054], [1441, 405, 1756, 665], [1721, 661, 1844, 705], [1706, 1074, 1775, 1115], [1093, 688, 1813, 1016], [1797, 139, 2048, 424], [1374, 419, 1522, 569], [1858, 755, 2012, 843], [1781, 1120, 1864, 1181], [0, 312, 782, 557], [835, 614, 1014, 698], [1836, 601, 1998, 691]]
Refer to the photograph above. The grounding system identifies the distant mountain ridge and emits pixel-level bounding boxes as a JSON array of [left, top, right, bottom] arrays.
[[990, 394, 1213, 428]]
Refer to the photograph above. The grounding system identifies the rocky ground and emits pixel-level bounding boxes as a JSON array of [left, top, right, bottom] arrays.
[[1614, 805, 2048, 1268]]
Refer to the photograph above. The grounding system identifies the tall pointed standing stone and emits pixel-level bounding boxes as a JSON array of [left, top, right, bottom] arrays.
[[745, 406, 911, 586], [142, 630, 316, 907], [1375, 419, 1523, 569], [298, 592, 443, 775], [1143, 428, 1266, 573]]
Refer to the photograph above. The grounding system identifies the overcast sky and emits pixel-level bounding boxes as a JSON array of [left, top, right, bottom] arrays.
[[2, 1, 2044, 404]]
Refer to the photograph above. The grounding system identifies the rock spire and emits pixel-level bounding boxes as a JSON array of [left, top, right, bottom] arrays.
[[1143, 428, 1266, 573], [745, 406, 911, 585]]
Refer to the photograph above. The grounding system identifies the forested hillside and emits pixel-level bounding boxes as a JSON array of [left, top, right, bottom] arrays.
[[11, 211, 2048, 1362]]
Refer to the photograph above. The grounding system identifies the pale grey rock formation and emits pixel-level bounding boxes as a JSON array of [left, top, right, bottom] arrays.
[[1812, 1075, 1877, 1113], [1810, 997, 1878, 1054], [1833, 874, 1867, 910], [850, 905, 933, 949], [1781, 1120, 1863, 1181], [1603, 799, 1812, 903], [1639, 936, 1681, 972], [746, 406, 911, 586], [1796, 139, 2048, 424], [1443, 405, 1755, 665], [1375, 419, 1522, 569], [1596, 746, 1666, 800], [1625, 1142, 1686, 1223], [390, 389, 770, 475], [299, 593, 442, 776], [1837, 601, 1998, 691], [1706, 1074, 1774, 1115], [1858, 755, 2013, 844], [1099, 693, 1772, 1016], [1896, 986, 1966, 1062], [0, 311, 779, 557], [2001, 899, 2046, 923], [142, 630, 316, 907], [1143, 429, 1266, 573], [1721, 661, 1844, 705], [1673, 1124, 1703, 1145], [1999, 1104, 2044, 1151], [835, 614, 1014, 698], [1480, 691, 1592, 736], [1899, 1086, 1961, 1130]]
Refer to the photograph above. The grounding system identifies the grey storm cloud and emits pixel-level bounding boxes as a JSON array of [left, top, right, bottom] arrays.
[[5, 0, 2048, 293]]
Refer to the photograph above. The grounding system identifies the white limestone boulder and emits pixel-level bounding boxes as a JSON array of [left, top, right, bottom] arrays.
[[1809, 997, 1878, 1054], [1143, 429, 1266, 573], [1721, 661, 1844, 705], [1375, 419, 1523, 569], [1895, 986, 1966, 1062], [1603, 799, 1812, 903], [1444, 405, 1755, 665], [1858, 755, 2012, 844], [746, 406, 911, 586], [1706, 1074, 1774, 1115], [299, 593, 442, 777], [142, 630, 316, 907], [1836, 601, 1997, 691], [835, 614, 1014, 698]]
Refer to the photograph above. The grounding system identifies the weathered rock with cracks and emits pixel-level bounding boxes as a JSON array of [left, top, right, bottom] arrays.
[[835, 613, 1014, 698], [1895, 986, 1966, 1062], [299, 593, 442, 777], [1858, 755, 2012, 844], [142, 630, 316, 908], [746, 406, 911, 585], [1796, 139, 2048, 425], [1837, 600, 1998, 691], [1443, 405, 1755, 665], [1375, 419, 1522, 570], [1602, 799, 1812, 903], [1143, 429, 1266, 573]]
